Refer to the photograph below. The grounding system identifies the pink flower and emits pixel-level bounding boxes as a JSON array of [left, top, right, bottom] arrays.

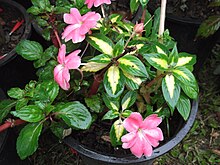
[[62, 8, 101, 43], [54, 44, 81, 90], [85, 0, 111, 9], [121, 112, 163, 158]]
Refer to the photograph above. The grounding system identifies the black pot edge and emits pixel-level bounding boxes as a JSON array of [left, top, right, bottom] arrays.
[[64, 99, 198, 164], [0, 0, 32, 67]]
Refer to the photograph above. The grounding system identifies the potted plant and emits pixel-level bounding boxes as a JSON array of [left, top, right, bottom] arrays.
[[0, 0, 31, 67], [0, 0, 199, 164], [148, 0, 220, 73]]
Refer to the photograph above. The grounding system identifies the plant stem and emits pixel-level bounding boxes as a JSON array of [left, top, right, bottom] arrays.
[[158, 0, 167, 37], [146, 73, 165, 88], [54, 29, 62, 48], [0, 119, 26, 132]]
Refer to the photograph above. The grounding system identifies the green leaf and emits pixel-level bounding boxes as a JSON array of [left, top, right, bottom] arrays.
[[139, 0, 149, 8], [130, 0, 140, 14], [196, 15, 220, 38], [143, 53, 169, 71], [27, 6, 40, 15], [102, 93, 120, 111], [113, 39, 124, 57], [162, 74, 181, 108], [31, 0, 51, 10], [118, 55, 148, 77], [85, 95, 103, 113], [11, 105, 44, 122], [50, 122, 71, 139], [110, 119, 125, 147], [34, 80, 59, 103], [102, 110, 119, 120], [121, 110, 133, 118], [87, 34, 114, 56], [16, 98, 29, 110], [36, 17, 48, 27], [16, 122, 43, 160], [168, 45, 179, 67], [55, 101, 92, 129], [173, 67, 199, 99], [151, 8, 160, 39], [176, 95, 191, 121], [103, 66, 125, 98], [144, 10, 153, 37], [121, 91, 137, 110], [16, 40, 43, 61], [0, 100, 16, 123], [88, 54, 111, 63], [7, 88, 24, 99]]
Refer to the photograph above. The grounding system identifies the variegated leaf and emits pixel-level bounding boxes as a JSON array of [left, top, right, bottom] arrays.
[[88, 54, 111, 63], [121, 91, 137, 110], [110, 119, 125, 147], [87, 34, 114, 56], [123, 72, 143, 90], [104, 66, 125, 98], [118, 55, 148, 77], [172, 67, 199, 99], [143, 53, 169, 71], [162, 74, 180, 108], [175, 53, 196, 67], [176, 95, 191, 121], [102, 93, 120, 111], [81, 62, 108, 72], [109, 14, 123, 23], [102, 110, 120, 120]]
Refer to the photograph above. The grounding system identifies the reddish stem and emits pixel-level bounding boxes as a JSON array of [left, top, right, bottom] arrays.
[[0, 119, 26, 132], [88, 74, 103, 96]]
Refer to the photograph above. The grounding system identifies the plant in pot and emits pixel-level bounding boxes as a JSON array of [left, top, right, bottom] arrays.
[[0, 0, 199, 164], [147, 0, 220, 73], [0, 0, 31, 67]]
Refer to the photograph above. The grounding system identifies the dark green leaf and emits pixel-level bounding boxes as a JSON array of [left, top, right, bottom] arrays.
[[130, 0, 140, 14], [196, 16, 220, 38], [16, 122, 43, 160], [85, 95, 103, 113], [11, 105, 44, 122], [16, 40, 43, 61], [0, 100, 16, 123], [16, 98, 29, 110], [27, 6, 41, 15], [55, 101, 92, 129], [50, 122, 71, 139], [176, 95, 191, 121], [102, 93, 120, 111]]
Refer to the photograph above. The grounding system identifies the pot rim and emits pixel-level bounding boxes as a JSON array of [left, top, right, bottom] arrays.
[[64, 99, 198, 164], [0, 0, 31, 67]]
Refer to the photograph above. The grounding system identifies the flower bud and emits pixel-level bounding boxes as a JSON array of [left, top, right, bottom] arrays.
[[134, 23, 144, 35]]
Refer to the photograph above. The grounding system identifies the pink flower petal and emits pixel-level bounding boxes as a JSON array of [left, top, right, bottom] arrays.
[[123, 112, 143, 132], [62, 24, 81, 41], [65, 50, 81, 69], [143, 140, 153, 157], [143, 128, 164, 147], [63, 8, 81, 24], [94, 0, 111, 7], [84, 0, 94, 9], [129, 136, 144, 158], [54, 65, 70, 90], [142, 114, 162, 129], [57, 44, 66, 64]]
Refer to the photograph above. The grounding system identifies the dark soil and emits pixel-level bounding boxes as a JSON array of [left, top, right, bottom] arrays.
[[148, 0, 220, 21], [0, 1, 25, 57]]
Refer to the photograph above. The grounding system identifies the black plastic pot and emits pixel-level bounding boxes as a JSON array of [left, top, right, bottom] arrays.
[[64, 100, 198, 165], [0, 0, 31, 67]]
